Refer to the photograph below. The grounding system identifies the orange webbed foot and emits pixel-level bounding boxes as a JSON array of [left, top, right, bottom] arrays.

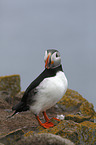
[[41, 121, 54, 128], [36, 115, 54, 128], [36, 112, 60, 129]]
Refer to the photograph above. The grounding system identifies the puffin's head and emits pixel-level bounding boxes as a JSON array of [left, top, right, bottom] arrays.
[[44, 49, 61, 69]]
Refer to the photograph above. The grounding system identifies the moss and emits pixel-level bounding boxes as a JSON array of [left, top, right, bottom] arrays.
[[57, 89, 86, 108], [37, 120, 96, 145], [0, 129, 24, 145], [57, 89, 95, 117], [24, 131, 34, 137], [38, 120, 77, 135], [37, 120, 79, 144], [65, 114, 92, 123], [23, 89, 96, 144], [0, 74, 21, 97], [80, 121, 96, 128], [77, 121, 96, 145], [0, 88, 95, 144], [80, 101, 95, 116]]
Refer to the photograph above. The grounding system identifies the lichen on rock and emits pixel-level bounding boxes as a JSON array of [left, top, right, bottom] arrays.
[[37, 120, 96, 145], [0, 80, 96, 145], [65, 114, 92, 123], [0, 74, 21, 98], [17, 133, 75, 145], [57, 89, 95, 117]]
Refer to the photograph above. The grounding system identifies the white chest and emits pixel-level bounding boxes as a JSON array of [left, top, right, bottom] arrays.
[[30, 71, 68, 114]]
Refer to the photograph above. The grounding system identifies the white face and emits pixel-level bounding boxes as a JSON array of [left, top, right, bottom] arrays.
[[44, 50, 48, 62], [44, 50, 61, 69]]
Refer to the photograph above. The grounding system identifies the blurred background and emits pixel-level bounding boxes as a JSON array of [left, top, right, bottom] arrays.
[[0, 0, 96, 110]]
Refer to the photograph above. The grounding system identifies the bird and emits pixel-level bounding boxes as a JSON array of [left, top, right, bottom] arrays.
[[12, 49, 68, 128]]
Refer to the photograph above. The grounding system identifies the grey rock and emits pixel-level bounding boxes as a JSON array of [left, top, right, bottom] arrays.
[[0, 74, 21, 98], [0, 129, 24, 145], [0, 143, 4, 145], [16, 133, 75, 145], [94, 119, 96, 123]]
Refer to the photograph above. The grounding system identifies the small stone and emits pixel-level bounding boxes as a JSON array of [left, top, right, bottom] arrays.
[[57, 114, 65, 120]]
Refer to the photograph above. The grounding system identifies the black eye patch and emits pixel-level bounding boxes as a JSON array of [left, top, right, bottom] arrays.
[[56, 52, 60, 57], [56, 53, 58, 57]]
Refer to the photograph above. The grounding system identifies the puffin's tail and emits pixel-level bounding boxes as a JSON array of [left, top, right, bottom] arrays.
[[7, 102, 29, 119], [12, 101, 29, 112], [12, 101, 24, 112]]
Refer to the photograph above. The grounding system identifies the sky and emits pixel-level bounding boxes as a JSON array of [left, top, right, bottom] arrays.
[[0, 0, 96, 110]]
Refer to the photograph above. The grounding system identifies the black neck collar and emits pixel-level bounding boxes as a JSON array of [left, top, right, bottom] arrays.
[[46, 65, 63, 73]]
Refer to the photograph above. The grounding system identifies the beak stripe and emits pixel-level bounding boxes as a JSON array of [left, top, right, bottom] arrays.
[[51, 60, 54, 65], [45, 53, 51, 68]]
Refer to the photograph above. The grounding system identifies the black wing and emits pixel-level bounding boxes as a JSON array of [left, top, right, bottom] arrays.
[[12, 69, 49, 112]]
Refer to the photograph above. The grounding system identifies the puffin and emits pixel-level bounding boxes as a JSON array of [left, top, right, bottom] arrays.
[[12, 49, 68, 128]]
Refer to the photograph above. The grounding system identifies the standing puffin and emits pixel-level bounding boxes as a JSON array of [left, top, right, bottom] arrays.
[[12, 49, 68, 128]]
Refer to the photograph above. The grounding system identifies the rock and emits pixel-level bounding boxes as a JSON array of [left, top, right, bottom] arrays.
[[1, 119, 95, 145], [37, 120, 96, 145], [65, 114, 92, 123], [57, 114, 65, 120], [94, 115, 96, 123], [80, 101, 95, 116], [0, 88, 96, 145], [16, 133, 75, 145], [0, 129, 24, 145], [0, 91, 12, 104], [0, 75, 21, 104], [57, 89, 95, 117], [0, 75, 21, 97], [0, 143, 4, 145], [14, 91, 24, 101], [0, 98, 10, 109], [78, 121, 96, 145]]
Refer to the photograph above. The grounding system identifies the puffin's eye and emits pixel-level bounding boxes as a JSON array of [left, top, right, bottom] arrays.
[[56, 53, 58, 57], [56, 52, 60, 57]]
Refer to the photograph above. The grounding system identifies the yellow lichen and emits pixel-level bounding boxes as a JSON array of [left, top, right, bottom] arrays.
[[57, 89, 86, 108], [0, 74, 21, 96], [80, 121, 96, 129], [24, 131, 34, 137], [37, 120, 96, 145], [57, 89, 95, 117], [80, 101, 95, 116]]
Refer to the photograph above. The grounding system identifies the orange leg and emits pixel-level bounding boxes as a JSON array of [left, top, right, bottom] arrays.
[[52, 117, 60, 121], [43, 111, 50, 122], [36, 115, 54, 129], [43, 111, 60, 121]]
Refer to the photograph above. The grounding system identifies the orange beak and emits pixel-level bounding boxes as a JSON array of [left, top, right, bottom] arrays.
[[45, 53, 54, 69], [45, 53, 51, 68]]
